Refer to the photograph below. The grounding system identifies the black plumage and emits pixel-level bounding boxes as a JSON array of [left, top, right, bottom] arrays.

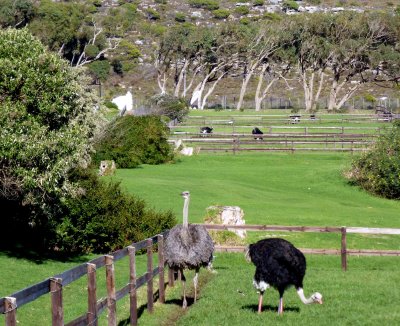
[[252, 127, 263, 140], [246, 238, 322, 315]]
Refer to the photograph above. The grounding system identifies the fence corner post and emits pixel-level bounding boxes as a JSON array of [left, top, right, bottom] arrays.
[[341, 226, 347, 272], [50, 277, 63, 326], [4, 297, 17, 326]]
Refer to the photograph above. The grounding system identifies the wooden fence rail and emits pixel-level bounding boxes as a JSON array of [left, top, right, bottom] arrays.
[[1, 231, 170, 326], [2, 224, 400, 324], [203, 224, 400, 272]]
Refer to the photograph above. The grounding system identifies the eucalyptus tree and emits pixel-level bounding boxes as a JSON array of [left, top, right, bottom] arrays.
[[253, 20, 296, 111], [293, 12, 400, 112], [155, 23, 202, 95], [324, 12, 399, 112], [192, 23, 240, 109]]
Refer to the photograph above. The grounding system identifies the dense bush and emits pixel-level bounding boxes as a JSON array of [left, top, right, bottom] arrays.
[[345, 121, 400, 199], [93, 115, 174, 168], [55, 168, 176, 253], [0, 29, 100, 236], [188, 0, 219, 11], [212, 9, 230, 19], [149, 94, 189, 122]]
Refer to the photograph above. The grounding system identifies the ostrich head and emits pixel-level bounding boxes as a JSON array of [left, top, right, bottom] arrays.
[[181, 191, 190, 228], [311, 292, 323, 304]]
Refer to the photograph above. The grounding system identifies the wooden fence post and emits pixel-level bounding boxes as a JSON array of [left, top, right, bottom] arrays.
[[341, 227, 347, 271], [158, 235, 165, 304], [4, 297, 17, 326], [50, 278, 63, 326], [105, 255, 117, 326], [147, 238, 154, 313], [87, 263, 97, 326], [128, 246, 138, 326]]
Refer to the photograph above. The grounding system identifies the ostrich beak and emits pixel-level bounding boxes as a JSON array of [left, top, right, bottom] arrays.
[[317, 298, 323, 304]]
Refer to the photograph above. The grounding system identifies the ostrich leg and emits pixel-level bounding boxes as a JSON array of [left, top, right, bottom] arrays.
[[181, 270, 187, 309], [278, 296, 284, 315], [258, 291, 264, 314], [193, 268, 199, 302]]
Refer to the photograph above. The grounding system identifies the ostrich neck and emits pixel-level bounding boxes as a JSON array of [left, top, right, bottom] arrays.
[[183, 197, 189, 228], [296, 288, 314, 305]]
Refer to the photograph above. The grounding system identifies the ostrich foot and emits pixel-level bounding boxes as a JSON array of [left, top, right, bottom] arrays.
[[182, 298, 187, 309]]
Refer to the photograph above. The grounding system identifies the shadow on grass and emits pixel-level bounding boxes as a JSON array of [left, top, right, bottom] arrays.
[[242, 304, 300, 313], [0, 244, 93, 264]]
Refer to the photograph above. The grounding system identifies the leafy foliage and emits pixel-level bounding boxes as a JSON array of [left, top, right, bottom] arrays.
[[346, 121, 400, 199], [0, 28, 99, 208], [188, 0, 220, 11], [55, 168, 176, 253], [149, 94, 189, 122], [93, 115, 174, 168]]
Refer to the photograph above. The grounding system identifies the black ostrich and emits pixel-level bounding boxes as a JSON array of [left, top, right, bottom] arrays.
[[252, 127, 263, 140], [245, 238, 322, 315], [164, 191, 214, 308]]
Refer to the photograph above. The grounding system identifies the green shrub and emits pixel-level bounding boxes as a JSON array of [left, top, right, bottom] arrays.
[[188, 0, 219, 10], [88, 60, 110, 81], [93, 115, 174, 168], [345, 121, 400, 199], [56, 168, 176, 253], [234, 6, 250, 16], [282, 0, 299, 11], [212, 9, 230, 19], [149, 94, 189, 122], [253, 0, 264, 6], [146, 8, 161, 20], [175, 12, 186, 22]]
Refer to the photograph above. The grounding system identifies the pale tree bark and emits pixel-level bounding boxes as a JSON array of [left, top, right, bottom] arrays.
[[300, 69, 325, 112], [327, 77, 361, 111], [157, 72, 168, 95], [236, 36, 278, 111], [173, 60, 189, 97], [200, 71, 228, 110], [75, 21, 120, 67], [254, 64, 277, 111]]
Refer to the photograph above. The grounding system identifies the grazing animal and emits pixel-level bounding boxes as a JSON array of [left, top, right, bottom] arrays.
[[200, 126, 213, 136], [245, 238, 322, 315], [165, 191, 214, 308], [252, 127, 264, 140]]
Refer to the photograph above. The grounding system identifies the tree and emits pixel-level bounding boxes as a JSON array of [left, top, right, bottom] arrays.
[[0, 0, 34, 28], [0, 28, 100, 225]]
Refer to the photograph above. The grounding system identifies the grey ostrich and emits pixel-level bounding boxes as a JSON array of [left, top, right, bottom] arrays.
[[165, 191, 214, 308]]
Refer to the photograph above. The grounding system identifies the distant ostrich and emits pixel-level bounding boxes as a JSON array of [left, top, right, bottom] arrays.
[[252, 127, 264, 140], [245, 238, 323, 315], [200, 126, 213, 136], [165, 191, 214, 308]]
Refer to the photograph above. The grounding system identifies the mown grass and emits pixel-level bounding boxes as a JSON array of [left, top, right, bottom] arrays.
[[2, 123, 400, 324]]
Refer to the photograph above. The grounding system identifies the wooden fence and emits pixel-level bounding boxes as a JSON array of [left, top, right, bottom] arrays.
[[2, 224, 400, 325], [170, 132, 377, 153], [203, 224, 400, 272], [0, 232, 174, 326]]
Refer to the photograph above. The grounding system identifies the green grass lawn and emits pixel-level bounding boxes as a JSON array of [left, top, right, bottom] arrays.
[[2, 149, 400, 324]]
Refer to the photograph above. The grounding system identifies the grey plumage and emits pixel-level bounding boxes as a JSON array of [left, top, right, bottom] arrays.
[[164, 191, 214, 308]]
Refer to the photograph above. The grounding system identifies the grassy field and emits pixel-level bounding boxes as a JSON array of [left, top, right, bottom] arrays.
[[1, 113, 400, 324]]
